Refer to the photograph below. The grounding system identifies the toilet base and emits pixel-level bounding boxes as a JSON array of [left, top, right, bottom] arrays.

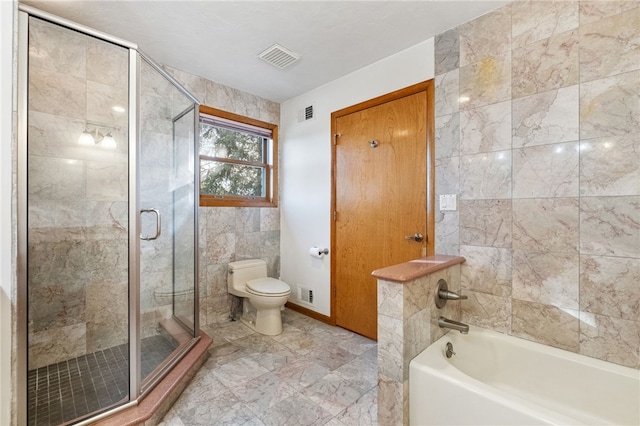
[[239, 299, 285, 336], [239, 312, 283, 336]]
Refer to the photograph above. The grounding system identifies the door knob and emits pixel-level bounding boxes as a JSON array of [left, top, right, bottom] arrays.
[[404, 233, 423, 242]]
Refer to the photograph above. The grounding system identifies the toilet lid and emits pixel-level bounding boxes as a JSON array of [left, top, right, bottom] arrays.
[[246, 277, 290, 296]]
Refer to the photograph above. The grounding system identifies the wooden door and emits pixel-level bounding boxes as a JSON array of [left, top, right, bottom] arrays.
[[332, 85, 431, 340]]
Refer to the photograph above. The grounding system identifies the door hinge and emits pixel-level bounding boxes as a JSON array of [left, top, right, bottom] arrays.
[[333, 133, 340, 145], [333, 211, 337, 221]]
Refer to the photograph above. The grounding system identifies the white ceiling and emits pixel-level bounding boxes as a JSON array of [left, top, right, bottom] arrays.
[[22, 1, 507, 103]]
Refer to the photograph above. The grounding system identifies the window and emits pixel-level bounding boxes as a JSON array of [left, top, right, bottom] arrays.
[[199, 105, 278, 207]]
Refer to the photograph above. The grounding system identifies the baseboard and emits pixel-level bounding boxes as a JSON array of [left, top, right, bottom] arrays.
[[285, 302, 334, 325]]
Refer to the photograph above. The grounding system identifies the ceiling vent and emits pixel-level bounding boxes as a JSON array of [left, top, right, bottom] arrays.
[[258, 43, 301, 69], [298, 105, 314, 123]]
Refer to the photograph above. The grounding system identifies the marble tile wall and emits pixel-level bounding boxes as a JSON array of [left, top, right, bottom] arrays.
[[434, 0, 640, 368], [164, 66, 281, 327]]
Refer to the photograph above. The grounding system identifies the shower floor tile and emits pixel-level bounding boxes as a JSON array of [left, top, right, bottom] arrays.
[[27, 334, 178, 426]]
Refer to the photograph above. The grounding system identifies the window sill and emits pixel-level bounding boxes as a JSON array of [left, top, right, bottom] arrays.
[[199, 196, 277, 208]]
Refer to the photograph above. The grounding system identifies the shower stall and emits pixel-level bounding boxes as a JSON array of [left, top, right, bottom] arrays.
[[17, 6, 200, 425]]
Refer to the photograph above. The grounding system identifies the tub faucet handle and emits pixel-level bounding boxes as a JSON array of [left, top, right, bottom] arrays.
[[438, 289, 468, 301], [435, 279, 467, 308]]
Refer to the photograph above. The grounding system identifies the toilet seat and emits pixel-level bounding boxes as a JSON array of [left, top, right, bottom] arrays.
[[246, 277, 290, 297]]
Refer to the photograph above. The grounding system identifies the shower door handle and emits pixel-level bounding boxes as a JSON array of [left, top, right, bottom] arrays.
[[140, 208, 161, 240]]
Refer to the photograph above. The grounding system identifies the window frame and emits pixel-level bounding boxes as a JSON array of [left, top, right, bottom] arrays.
[[199, 105, 278, 208]]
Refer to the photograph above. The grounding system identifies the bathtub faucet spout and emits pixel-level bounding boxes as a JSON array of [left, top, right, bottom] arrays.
[[438, 316, 469, 334]]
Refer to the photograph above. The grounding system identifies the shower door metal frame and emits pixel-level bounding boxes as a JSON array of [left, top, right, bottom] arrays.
[[16, 10, 29, 426], [171, 103, 200, 335], [129, 47, 142, 402], [16, 5, 201, 425]]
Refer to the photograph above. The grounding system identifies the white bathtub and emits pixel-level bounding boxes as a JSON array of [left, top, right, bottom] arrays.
[[410, 326, 640, 425]]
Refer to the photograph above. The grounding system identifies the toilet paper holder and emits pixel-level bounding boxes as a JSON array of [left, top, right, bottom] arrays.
[[310, 247, 329, 257]]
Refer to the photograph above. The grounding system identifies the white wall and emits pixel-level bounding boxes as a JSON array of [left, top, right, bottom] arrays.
[[280, 39, 435, 316], [0, 1, 16, 424]]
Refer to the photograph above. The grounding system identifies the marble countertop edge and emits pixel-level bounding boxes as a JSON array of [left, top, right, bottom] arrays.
[[371, 255, 466, 283]]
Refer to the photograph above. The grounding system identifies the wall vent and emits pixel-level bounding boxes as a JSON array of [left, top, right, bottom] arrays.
[[298, 105, 314, 122], [299, 287, 314, 304], [258, 43, 300, 69]]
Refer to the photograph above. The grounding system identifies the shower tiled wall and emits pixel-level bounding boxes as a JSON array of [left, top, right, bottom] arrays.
[[165, 66, 281, 326], [434, 0, 639, 368]]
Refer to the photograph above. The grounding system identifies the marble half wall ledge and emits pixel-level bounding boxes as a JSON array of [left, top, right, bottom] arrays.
[[373, 254, 466, 426], [372, 254, 466, 283]]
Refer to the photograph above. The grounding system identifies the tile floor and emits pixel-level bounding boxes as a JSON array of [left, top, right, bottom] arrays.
[[159, 309, 378, 426]]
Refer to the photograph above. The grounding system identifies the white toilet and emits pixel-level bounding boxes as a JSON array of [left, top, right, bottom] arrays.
[[227, 259, 291, 336]]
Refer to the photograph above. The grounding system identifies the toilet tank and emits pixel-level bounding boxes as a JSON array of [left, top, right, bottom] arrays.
[[228, 259, 268, 287]]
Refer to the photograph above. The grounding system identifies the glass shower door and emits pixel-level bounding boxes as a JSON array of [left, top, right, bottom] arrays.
[[138, 58, 198, 388], [25, 16, 131, 426]]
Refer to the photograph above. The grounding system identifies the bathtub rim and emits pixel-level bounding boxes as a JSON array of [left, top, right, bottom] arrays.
[[409, 325, 640, 426]]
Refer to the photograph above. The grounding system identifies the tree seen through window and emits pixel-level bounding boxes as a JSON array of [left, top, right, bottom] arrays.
[[200, 125, 265, 197], [198, 105, 277, 207]]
